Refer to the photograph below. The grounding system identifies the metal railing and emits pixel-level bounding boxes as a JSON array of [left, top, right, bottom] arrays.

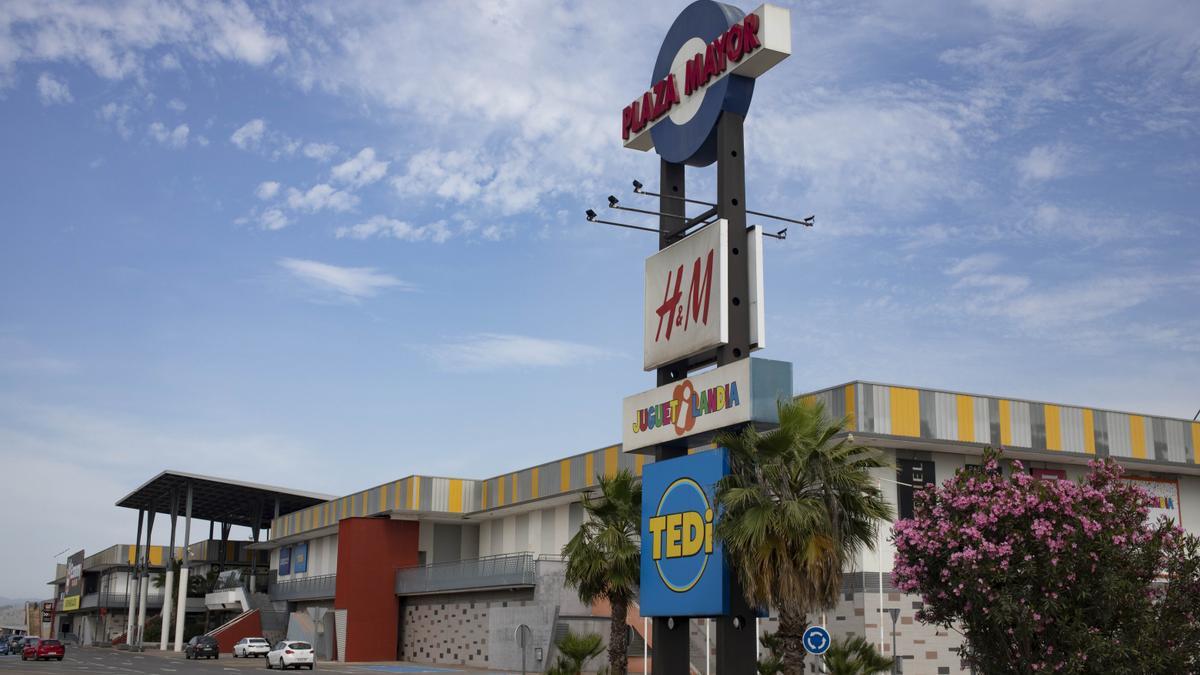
[[268, 574, 336, 602], [395, 552, 537, 595]]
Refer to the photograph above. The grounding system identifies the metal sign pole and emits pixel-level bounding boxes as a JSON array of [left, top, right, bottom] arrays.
[[651, 157, 693, 675], [713, 111, 758, 674]]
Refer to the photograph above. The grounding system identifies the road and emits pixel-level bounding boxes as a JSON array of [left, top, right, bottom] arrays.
[[0, 649, 504, 675]]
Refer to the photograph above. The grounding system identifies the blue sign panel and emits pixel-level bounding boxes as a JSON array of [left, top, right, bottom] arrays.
[[803, 626, 831, 655], [293, 542, 308, 574], [278, 546, 291, 576], [640, 448, 730, 617]]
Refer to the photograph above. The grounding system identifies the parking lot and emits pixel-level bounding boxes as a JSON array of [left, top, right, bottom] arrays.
[[0, 648, 510, 675]]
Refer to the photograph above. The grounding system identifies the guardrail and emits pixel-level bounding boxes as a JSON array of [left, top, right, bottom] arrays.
[[395, 552, 537, 595], [268, 574, 336, 602]]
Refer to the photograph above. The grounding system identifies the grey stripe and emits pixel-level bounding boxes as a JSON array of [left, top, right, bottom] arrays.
[[1030, 404, 1047, 451], [988, 398, 1001, 446], [919, 389, 936, 439]]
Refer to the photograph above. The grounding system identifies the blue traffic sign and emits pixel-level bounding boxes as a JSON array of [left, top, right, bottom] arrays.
[[802, 626, 831, 655]]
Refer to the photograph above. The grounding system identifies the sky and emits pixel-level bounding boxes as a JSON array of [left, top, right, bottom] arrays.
[[1, 0, 1198, 599]]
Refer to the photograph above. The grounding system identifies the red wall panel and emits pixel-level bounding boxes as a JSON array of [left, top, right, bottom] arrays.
[[334, 518, 419, 662], [207, 609, 264, 654]]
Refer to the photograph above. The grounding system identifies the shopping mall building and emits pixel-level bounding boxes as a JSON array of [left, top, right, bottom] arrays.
[[45, 380, 1200, 673]]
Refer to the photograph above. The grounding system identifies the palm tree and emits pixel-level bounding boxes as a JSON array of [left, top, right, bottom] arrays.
[[714, 398, 893, 673], [548, 631, 606, 675], [822, 635, 893, 675], [562, 468, 641, 675]]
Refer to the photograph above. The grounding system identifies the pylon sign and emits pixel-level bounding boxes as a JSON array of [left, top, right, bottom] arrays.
[[621, 1, 791, 166], [641, 448, 730, 617]]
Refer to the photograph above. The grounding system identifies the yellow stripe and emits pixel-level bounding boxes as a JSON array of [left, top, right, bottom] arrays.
[[481, 480, 489, 509], [530, 469, 540, 499], [636, 453, 645, 476], [413, 478, 422, 510], [955, 395, 974, 442], [512, 474, 519, 502], [999, 400, 1012, 446], [1192, 423, 1200, 464], [605, 445, 618, 478], [1044, 405, 1062, 451], [1083, 409, 1096, 455], [380, 484, 388, 513], [149, 546, 163, 565], [1130, 416, 1147, 459], [844, 384, 856, 431], [801, 394, 816, 407], [890, 387, 920, 437], [560, 460, 571, 492], [449, 479, 464, 513], [498, 476, 506, 506], [585, 453, 595, 486]]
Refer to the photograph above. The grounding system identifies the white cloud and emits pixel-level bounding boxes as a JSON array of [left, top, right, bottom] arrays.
[[302, 142, 338, 162], [945, 253, 1005, 276], [335, 215, 451, 243], [166, 98, 186, 112], [259, 208, 289, 231], [393, 149, 494, 203], [0, 2, 286, 85], [1017, 143, 1074, 182], [230, 118, 266, 149], [433, 334, 616, 372], [278, 258, 411, 300], [148, 121, 189, 148], [36, 72, 71, 105], [331, 147, 388, 188], [285, 183, 358, 213], [97, 101, 132, 138], [255, 180, 280, 200]]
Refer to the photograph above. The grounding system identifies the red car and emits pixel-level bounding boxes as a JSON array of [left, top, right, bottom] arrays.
[[22, 638, 65, 661]]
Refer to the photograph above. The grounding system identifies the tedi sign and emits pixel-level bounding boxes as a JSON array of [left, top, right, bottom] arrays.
[[641, 448, 730, 616], [621, 2, 791, 166]]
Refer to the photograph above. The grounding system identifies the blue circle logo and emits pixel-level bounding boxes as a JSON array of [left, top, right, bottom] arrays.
[[802, 626, 831, 655], [647, 477, 715, 592], [647, 0, 757, 166]]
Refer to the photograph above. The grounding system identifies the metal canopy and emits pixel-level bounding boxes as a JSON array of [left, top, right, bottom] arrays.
[[115, 470, 335, 527]]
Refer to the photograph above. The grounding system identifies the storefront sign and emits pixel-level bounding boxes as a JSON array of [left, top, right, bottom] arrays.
[[1126, 477, 1182, 525], [293, 542, 308, 574], [623, 357, 792, 452], [279, 546, 292, 576], [641, 448, 730, 617], [644, 220, 728, 371], [622, 2, 791, 166], [62, 550, 83, 612]]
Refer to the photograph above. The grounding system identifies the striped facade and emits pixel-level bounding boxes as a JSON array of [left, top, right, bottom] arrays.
[[805, 382, 1198, 462], [270, 382, 1200, 541]]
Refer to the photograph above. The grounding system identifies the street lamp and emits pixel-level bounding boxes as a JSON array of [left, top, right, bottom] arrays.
[[886, 607, 900, 674]]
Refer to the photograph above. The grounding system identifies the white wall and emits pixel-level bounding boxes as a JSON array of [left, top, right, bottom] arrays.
[[475, 504, 575, 558]]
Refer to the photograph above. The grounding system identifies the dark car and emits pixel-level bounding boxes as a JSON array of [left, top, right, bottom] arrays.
[[185, 635, 220, 660], [0, 639, 9, 655], [22, 638, 65, 661]]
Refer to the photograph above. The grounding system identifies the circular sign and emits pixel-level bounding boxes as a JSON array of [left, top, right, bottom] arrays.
[[649, 0, 755, 166], [802, 626, 831, 655], [652, 477, 715, 593]]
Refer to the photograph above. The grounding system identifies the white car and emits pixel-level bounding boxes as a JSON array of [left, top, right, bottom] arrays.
[[233, 637, 271, 658], [266, 640, 314, 670]]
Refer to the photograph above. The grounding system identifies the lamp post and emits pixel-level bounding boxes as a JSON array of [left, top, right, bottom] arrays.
[[886, 608, 900, 674]]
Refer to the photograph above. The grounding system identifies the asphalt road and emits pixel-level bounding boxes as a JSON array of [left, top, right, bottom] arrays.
[[0, 648, 505, 674]]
